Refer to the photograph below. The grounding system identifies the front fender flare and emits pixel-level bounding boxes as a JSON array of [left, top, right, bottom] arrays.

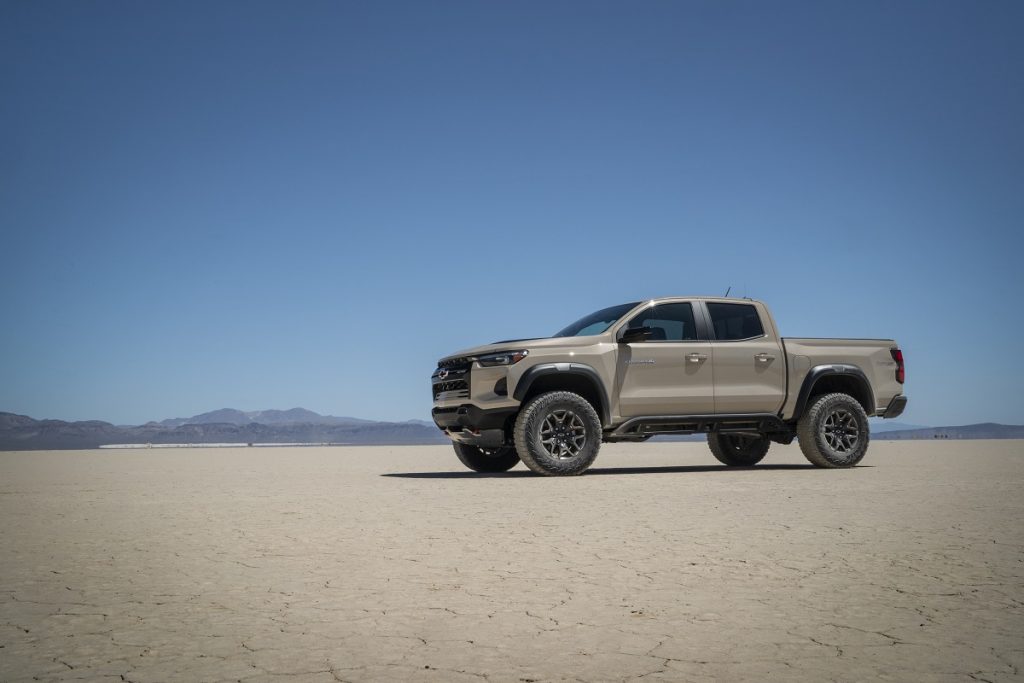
[[513, 363, 611, 427]]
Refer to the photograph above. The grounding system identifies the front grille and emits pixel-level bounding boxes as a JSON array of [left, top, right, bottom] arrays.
[[434, 379, 468, 394], [433, 379, 469, 400], [435, 389, 470, 401], [432, 357, 472, 401]]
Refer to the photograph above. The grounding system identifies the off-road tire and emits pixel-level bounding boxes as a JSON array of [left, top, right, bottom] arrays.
[[452, 443, 521, 473], [513, 391, 602, 476], [707, 433, 770, 466], [797, 392, 870, 468]]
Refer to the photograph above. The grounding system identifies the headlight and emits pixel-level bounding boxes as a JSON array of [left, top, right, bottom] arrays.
[[476, 350, 529, 367]]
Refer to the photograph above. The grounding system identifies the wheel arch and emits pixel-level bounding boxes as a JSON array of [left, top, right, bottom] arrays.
[[513, 363, 611, 427], [792, 365, 875, 420]]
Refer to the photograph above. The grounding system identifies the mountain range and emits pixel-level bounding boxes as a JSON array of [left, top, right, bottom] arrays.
[[872, 423, 1024, 440], [0, 408, 446, 450], [0, 408, 1021, 451], [155, 407, 381, 428]]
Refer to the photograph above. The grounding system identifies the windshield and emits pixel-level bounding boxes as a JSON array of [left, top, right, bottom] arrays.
[[553, 302, 641, 337]]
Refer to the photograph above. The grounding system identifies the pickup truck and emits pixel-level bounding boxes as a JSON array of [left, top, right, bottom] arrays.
[[431, 297, 906, 476]]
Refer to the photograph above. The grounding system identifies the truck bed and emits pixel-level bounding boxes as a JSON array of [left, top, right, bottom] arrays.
[[780, 337, 901, 418]]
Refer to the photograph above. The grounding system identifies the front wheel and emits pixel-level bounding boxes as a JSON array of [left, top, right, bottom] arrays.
[[707, 433, 770, 466], [452, 443, 521, 473], [797, 393, 869, 468], [513, 391, 603, 476]]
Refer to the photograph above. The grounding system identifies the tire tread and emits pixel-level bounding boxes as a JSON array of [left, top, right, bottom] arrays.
[[452, 443, 520, 473], [513, 391, 602, 476], [707, 433, 770, 466], [796, 392, 870, 468]]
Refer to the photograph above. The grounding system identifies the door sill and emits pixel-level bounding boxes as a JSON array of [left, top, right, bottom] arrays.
[[607, 413, 787, 439]]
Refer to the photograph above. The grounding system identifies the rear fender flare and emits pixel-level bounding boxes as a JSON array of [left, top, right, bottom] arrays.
[[792, 364, 875, 420]]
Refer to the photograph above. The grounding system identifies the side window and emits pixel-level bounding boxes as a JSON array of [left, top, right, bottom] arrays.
[[707, 303, 764, 341], [628, 303, 698, 341]]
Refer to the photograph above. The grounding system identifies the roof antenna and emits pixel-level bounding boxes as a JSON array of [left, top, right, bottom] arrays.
[[724, 286, 731, 297]]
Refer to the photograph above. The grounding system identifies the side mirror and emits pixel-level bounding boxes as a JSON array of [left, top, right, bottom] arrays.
[[619, 326, 652, 343]]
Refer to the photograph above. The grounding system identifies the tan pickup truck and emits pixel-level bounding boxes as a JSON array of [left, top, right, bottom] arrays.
[[431, 297, 906, 476]]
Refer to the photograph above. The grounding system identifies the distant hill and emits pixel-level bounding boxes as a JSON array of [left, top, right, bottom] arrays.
[[158, 407, 376, 428], [0, 409, 447, 450], [873, 423, 1024, 440], [869, 420, 931, 433]]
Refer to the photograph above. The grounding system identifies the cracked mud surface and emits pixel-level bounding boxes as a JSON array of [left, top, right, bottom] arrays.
[[1, 440, 1022, 682]]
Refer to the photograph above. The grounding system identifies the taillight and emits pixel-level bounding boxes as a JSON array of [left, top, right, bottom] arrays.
[[891, 348, 905, 384]]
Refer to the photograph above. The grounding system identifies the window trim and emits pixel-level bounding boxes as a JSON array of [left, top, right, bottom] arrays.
[[701, 301, 767, 343], [619, 301, 707, 343]]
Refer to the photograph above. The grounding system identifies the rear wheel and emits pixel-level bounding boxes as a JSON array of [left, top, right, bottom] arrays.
[[797, 393, 869, 468], [707, 433, 770, 466], [452, 443, 520, 473], [513, 391, 602, 476]]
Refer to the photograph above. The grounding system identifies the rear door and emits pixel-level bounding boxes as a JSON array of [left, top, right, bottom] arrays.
[[616, 301, 715, 417], [703, 302, 786, 414]]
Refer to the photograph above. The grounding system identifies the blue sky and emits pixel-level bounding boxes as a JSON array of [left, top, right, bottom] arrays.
[[1, 1, 1021, 426]]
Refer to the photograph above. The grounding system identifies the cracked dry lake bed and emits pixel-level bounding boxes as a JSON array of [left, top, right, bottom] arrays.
[[1, 440, 1022, 682]]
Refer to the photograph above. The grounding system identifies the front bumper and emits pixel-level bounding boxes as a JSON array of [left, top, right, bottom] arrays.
[[431, 404, 518, 449], [880, 395, 908, 419]]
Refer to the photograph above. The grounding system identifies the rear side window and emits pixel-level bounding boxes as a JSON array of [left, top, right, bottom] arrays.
[[627, 303, 698, 341], [707, 303, 764, 340]]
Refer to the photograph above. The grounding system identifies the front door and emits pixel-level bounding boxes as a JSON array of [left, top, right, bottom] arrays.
[[616, 301, 715, 418]]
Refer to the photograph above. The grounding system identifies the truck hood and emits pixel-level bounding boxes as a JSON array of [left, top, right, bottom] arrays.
[[440, 336, 604, 363]]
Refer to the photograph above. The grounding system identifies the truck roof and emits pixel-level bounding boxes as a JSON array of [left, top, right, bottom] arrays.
[[645, 295, 767, 305]]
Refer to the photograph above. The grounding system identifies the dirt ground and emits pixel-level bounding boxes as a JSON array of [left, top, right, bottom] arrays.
[[1, 440, 1021, 682]]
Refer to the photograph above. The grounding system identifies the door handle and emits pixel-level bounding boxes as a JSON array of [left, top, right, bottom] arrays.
[[687, 353, 708, 363], [755, 353, 775, 363]]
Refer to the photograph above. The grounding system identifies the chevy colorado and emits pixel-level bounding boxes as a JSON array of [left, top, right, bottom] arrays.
[[431, 297, 906, 476]]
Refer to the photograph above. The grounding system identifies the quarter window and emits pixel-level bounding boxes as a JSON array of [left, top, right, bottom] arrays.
[[626, 303, 698, 341], [707, 303, 764, 340]]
